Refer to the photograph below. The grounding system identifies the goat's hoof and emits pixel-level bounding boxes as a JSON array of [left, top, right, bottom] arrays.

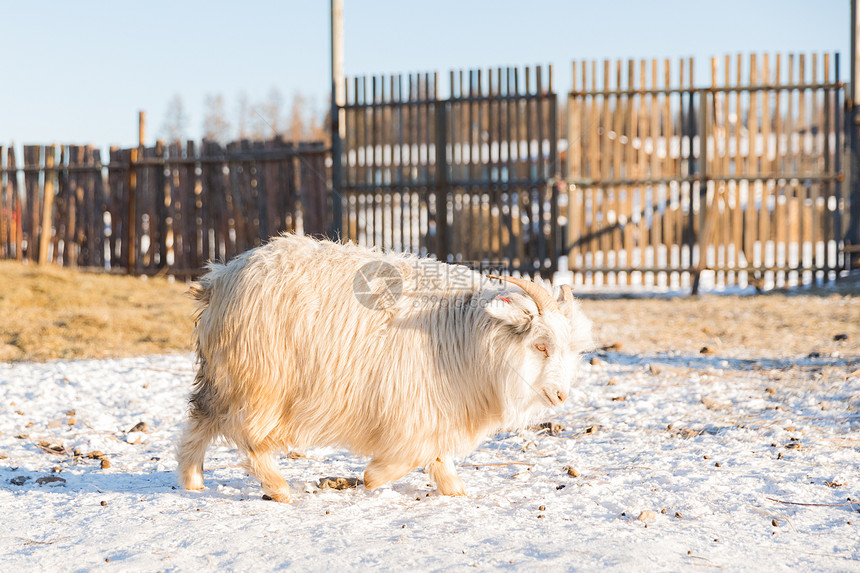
[[180, 473, 204, 491], [435, 475, 467, 496], [262, 492, 292, 503]]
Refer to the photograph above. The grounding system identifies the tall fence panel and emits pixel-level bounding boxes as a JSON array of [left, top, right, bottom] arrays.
[[566, 53, 845, 289], [701, 53, 844, 290], [446, 67, 559, 273], [337, 65, 559, 276], [339, 72, 440, 256]]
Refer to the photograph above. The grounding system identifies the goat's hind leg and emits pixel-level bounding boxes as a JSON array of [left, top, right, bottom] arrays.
[[363, 457, 414, 490], [176, 412, 217, 491]]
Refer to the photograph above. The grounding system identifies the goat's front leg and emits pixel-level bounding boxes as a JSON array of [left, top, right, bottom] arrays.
[[244, 448, 292, 503], [427, 456, 466, 496]]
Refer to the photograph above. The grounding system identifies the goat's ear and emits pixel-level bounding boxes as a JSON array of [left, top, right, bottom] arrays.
[[555, 285, 580, 323], [484, 292, 535, 335], [556, 295, 572, 322], [554, 287, 596, 352]]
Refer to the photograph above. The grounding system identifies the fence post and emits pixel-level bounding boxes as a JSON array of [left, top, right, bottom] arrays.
[[692, 88, 710, 295], [0, 146, 5, 259], [155, 140, 168, 269], [5, 147, 22, 261], [127, 112, 146, 274], [434, 98, 449, 260], [127, 148, 137, 274], [547, 69, 560, 275], [38, 145, 55, 265]]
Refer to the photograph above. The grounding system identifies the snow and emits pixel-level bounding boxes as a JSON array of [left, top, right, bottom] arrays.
[[1, 352, 858, 571]]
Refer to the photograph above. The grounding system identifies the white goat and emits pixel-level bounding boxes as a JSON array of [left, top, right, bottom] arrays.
[[177, 234, 592, 501]]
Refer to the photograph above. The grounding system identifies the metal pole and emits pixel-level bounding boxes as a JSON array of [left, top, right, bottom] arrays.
[[329, 0, 344, 239], [848, 0, 860, 267], [853, 0, 859, 106]]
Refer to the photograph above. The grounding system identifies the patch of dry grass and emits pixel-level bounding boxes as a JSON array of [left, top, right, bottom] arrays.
[[1, 259, 857, 363], [582, 287, 860, 359], [0, 261, 195, 362]]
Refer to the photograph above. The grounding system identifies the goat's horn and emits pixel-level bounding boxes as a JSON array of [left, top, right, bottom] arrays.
[[561, 284, 573, 306], [487, 275, 560, 315]]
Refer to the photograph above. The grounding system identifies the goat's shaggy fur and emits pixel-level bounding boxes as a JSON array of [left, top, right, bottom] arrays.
[[177, 234, 592, 501]]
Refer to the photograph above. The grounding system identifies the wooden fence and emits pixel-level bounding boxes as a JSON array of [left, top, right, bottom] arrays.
[[0, 139, 327, 275], [1, 52, 854, 290], [566, 53, 845, 290], [337, 65, 559, 276]]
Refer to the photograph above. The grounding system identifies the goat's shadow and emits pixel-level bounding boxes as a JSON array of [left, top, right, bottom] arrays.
[[0, 456, 435, 503], [591, 350, 859, 373], [0, 462, 191, 498]]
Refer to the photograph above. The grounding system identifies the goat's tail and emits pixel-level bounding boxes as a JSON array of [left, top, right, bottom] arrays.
[[188, 271, 213, 308], [187, 280, 210, 305], [188, 261, 228, 310], [188, 262, 226, 358], [187, 264, 225, 422]]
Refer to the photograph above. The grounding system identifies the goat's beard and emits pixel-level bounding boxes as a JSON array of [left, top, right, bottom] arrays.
[[498, 377, 554, 431]]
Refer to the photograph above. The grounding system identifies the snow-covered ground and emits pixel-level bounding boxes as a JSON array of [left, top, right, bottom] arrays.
[[1, 352, 858, 571]]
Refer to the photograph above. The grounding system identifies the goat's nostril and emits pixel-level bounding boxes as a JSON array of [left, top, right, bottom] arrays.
[[557, 390, 567, 403]]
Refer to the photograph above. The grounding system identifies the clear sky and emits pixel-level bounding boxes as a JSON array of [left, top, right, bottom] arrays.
[[0, 0, 849, 148]]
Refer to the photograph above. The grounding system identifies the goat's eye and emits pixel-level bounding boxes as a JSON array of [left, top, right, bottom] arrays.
[[535, 343, 549, 357]]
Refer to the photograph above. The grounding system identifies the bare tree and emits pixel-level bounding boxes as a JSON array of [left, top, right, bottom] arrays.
[[259, 87, 284, 137], [291, 94, 329, 144], [161, 94, 188, 143], [287, 91, 308, 143], [309, 103, 329, 144], [236, 91, 251, 140], [218, 90, 330, 144], [202, 94, 231, 143]]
